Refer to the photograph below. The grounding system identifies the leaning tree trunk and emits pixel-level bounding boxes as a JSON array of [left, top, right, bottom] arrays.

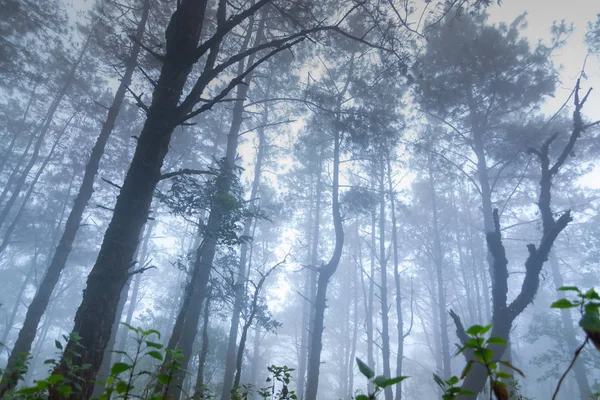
[[0, 3, 149, 393], [193, 296, 211, 398], [48, 2, 208, 398]]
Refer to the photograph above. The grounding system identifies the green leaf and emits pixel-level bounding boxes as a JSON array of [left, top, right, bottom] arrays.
[[480, 324, 492, 335], [81, 363, 92, 370], [496, 371, 513, 379], [57, 385, 72, 397], [379, 376, 408, 387], [18, 386, 42, 394], [580, 311, 600, 332], [433, 373, 445, 389], [551, 299, 575, 309], [558, 286, 580, 292], [36, 380, 49, 390], [116, 380, 129, 394], [147, 350, 163, 361], [355, 357, 375, 379], [157, 373, 171, 385], [473, 348, 494, 364], [486, 337, 507, 346], [356, 395, 369, 400], [461, 361, 473, 379], [110, 362, 132, 375], [373, 375, 387, 388], [47, 374, 65, 384], [145, 341, 163, 349], [55, 340, 63, 350], [142, 329, 161, 339], [584, 289, 600, 301], [446, 376, 459, 386]]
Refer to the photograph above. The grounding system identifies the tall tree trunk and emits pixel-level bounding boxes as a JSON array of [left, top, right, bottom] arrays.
[[49, 2, 208, 398], [221, 89, 268, 400], [194, 296, 211, 399], [427, 154, 451, 379], [1, 266, 33, 344], [161, 16, 263, 399], [305, 119, 344, 400], [549, 253, 591, 398], [378, 161, 392, 400], [386, 155, 404, 400], [0, 4, 149, 393], [115, 218, 156, 358]]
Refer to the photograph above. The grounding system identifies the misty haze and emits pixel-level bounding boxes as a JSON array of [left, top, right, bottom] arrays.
[[1, 0, 600, 399]]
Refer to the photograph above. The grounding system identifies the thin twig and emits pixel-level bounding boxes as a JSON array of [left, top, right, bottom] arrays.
[[552, 337, 589, 400]]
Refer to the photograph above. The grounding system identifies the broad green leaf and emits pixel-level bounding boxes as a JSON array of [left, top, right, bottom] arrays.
[[18, 386, 42, 394], [55, 340, 63, 350], [465, 325, 486, 336], [584, 289, 600, 301], [116, 380, 129, 394], [446, 376, 459, 386], [373, 375, 387, 388], [496, 371, 513, 379], [110, 362, 132, 375], [57, 385, 72, 397], [157, 373, 171, 385], [356, 357, 375, 379], [473, 348, 494, 364], [147, 350, 163, 361], [486, 337, 507, 346], [81, 363, 92, 370], [145, 341, 163, 349], [558, 286, 580, 292], [551, 299, 575, 309], [142, 329, 161, 339], [356, 395, 369, 400], [480, 324, 492, 335], [44, 359, 56, 365], [580, 311, 600, 332], [36, 380, 49, 390], [380, 376, 408, 387], [47, 374, 65, 384]]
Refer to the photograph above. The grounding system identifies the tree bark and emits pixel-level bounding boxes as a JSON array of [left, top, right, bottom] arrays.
[[48, 2, 208, 398]]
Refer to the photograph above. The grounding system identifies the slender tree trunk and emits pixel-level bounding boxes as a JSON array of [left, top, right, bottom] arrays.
[[305, 119, 344, 400], [0, 4, 149, 393], [194, 296, 211, 399], [49, 2, 208, 398], [427, 155, 451, 379], [386, 155, 404, 400], [221, 90, 268, 400], [348, 250, 359, 399], [1, 267, 33, 344], [0, 118, 68, 256], [378, 162, 392, 400]]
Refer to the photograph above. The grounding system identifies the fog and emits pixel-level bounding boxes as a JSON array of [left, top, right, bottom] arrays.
[[1, 0, 600, 399]]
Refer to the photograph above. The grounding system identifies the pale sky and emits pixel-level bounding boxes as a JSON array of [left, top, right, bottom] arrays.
[[488, 0, 600, 121]]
